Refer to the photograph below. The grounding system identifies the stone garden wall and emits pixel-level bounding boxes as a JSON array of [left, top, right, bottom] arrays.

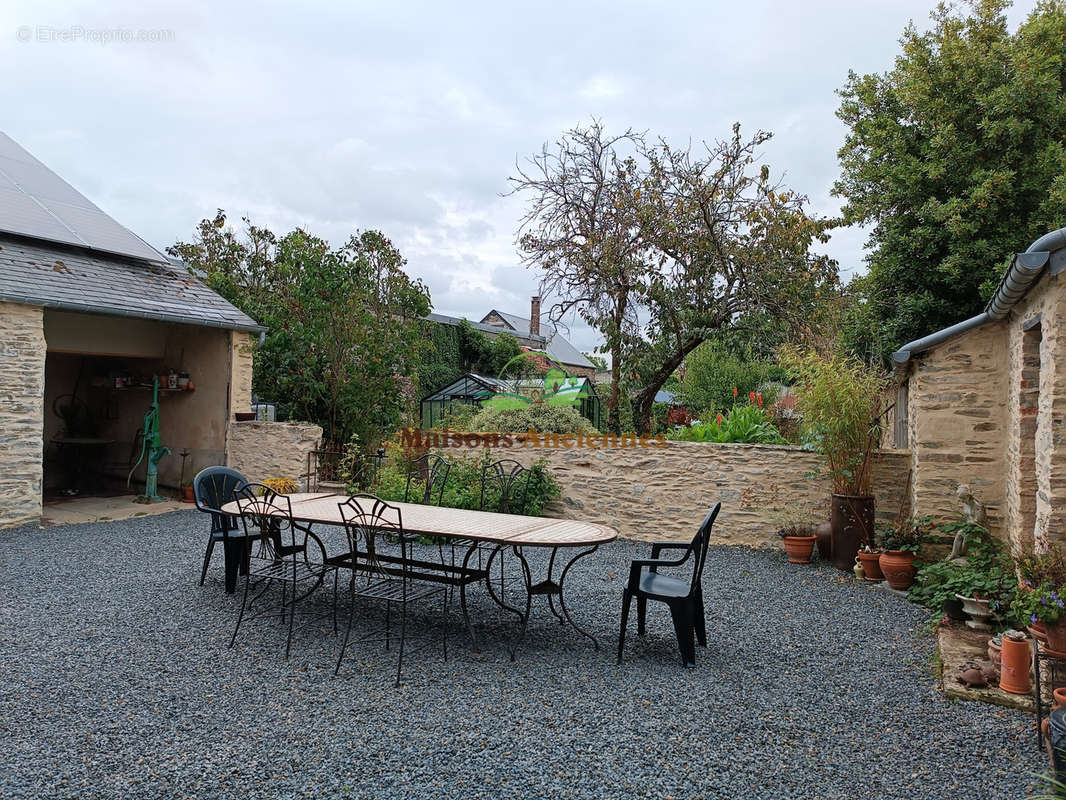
[[0, 302, 45, 528], [439, 437, 911, 546], [227, 421, 322, 485], [905, 322, 1009, 534]]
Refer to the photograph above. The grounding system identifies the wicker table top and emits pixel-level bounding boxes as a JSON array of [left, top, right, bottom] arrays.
[[221, 492, 617, 548]]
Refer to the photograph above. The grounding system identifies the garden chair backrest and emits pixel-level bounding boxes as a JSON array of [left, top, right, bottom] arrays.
[[193, 466, 248, 534]]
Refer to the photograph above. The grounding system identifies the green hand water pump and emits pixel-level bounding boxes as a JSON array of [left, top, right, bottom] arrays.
[[129, 376, 170, 503]]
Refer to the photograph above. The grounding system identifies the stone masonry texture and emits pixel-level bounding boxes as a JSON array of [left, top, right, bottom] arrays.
[[0, 302, 45, 528], [439, 438, 910, 546], [227, 421, 323, 484]]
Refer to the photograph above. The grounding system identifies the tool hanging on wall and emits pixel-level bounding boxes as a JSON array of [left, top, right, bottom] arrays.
[[129, 376, 170, 503]]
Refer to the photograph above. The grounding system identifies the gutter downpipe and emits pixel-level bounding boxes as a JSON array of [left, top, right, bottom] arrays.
[[890, 226, 1066, 367]]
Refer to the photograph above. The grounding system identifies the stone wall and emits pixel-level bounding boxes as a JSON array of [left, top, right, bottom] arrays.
[[227, 421, 322, 484], [228, 331, 255, 416], [0, 302, 45, 528], [1002, 269, 1066, 550], [904, 322, 1009, 534], [439, 438, 911, 546]]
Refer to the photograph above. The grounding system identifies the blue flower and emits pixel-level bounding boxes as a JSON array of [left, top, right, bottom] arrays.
[[1033, 614, 1040, 623], [1053, 592, 1060, 601], [1057, 600, 1063, 608], [1042, 597, 1049, 605]]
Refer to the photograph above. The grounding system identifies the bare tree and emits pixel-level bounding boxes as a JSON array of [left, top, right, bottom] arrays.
[[509, 120, 646, 432]]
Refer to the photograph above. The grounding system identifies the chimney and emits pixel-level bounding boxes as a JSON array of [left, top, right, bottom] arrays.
[[530, 295, 541, 337]]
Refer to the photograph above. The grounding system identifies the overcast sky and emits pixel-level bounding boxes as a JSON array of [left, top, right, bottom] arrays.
[[0, 0, 1035, 354]]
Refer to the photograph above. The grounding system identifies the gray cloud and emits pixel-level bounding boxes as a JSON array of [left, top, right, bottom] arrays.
[[0, 0, 1036, 355]]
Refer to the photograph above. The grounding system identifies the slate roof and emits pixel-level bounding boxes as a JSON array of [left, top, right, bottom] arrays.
[[0, 233, 265, 332], [424, 312, 547, 343], [480, 309, 595, 370]]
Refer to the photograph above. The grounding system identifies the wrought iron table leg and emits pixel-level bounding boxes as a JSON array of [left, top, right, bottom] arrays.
[[507, 544, 601, 658], [458, 542, 483, 650], [556, 545, 600, 649], [484, 544, 531, 661]]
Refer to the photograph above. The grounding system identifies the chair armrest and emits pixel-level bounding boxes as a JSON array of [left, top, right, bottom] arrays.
[[650, 541, 691, 558], [628, 555, 689, 585]]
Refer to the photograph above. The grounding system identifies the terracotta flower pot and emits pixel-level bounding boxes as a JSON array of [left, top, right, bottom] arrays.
[[878, 550, 916, 591], [782, 535, 816, 564], [181, 485, 195, 503], [1054, 687, 1066, 709], [1046, 622, 1066, 653], [999, 633, 1032, 695], [987, 637, 1002, 666], [1030, 621, 1049, 644], [857, 551, 883, 582]]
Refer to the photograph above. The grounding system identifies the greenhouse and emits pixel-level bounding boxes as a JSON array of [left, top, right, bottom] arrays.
[[419, 371, 602, 429]]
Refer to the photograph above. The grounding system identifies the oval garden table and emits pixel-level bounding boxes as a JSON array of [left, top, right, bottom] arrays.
[[221, 492, 618, 656]]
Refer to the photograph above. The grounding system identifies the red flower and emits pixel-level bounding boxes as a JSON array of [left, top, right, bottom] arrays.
[[732, 386, 738, 399], [757, 393, 763, 408], [716, 413, 724, 425], [749, 391, 756, 404]]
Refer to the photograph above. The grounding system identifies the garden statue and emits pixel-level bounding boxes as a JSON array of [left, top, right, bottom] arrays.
[[949, 484, 988, 561]]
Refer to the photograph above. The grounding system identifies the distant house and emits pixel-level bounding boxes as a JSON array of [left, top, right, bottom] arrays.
[[885, 225, 1066, 553], [0, 132, 264, 527], [426, 295, 597, 380]]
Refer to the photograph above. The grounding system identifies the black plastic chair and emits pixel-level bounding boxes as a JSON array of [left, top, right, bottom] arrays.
[[228, 484, 336, 658], [193, 466, 250, 593], [333, 494, 448, 686], [617, 503, 721, 667]]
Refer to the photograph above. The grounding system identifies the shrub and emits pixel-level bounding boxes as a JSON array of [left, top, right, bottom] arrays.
[[469, 404, 596, 434], [908, 520, 1013, 619], [261, 476, 299, 494], [780, 346, 887, 495], [667, 403, 786, 444], [366, 449, 561, 516], [678, 341, 786, 416]]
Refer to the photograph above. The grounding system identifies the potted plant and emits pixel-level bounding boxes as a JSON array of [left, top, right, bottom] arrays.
[[1016, 582, 1066, 653], [775, 510, 817, 564], [876, 520, 922, 590], [180, 481, 195, 503], [857, 545, 883, 582], [781, 347, 886, 571]]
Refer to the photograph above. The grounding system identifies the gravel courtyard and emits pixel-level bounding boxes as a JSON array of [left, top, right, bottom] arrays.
[[0, 510, 1045, 799]]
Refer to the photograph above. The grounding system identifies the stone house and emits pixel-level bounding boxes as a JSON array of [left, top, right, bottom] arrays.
[[885, 226, 1066, 551], [477, 295, 596, 379], [0, 132, 301, 528]]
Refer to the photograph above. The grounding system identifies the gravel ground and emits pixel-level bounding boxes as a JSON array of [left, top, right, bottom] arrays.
[[0, 510, 1046, 799]]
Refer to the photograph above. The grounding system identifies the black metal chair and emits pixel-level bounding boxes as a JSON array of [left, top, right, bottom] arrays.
[[333, 494, 448, 686], [617, 503, 721, 667], [228, 484, 336, 658], [193, 466, 250, 593], [479, 459, 530, 514], [403, 452, 451, 506], [475, 459, 531, 596]]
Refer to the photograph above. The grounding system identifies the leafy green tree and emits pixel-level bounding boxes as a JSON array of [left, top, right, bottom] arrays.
[[678, 340, 786, 416], [835, 0, 1066, 362], [171, 212, 431, 446], [416, 320, 525, 394]]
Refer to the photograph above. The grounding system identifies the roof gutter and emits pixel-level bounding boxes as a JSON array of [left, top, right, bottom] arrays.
[[890, 225, 1066, 367], [0, 292, 268, 334]]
